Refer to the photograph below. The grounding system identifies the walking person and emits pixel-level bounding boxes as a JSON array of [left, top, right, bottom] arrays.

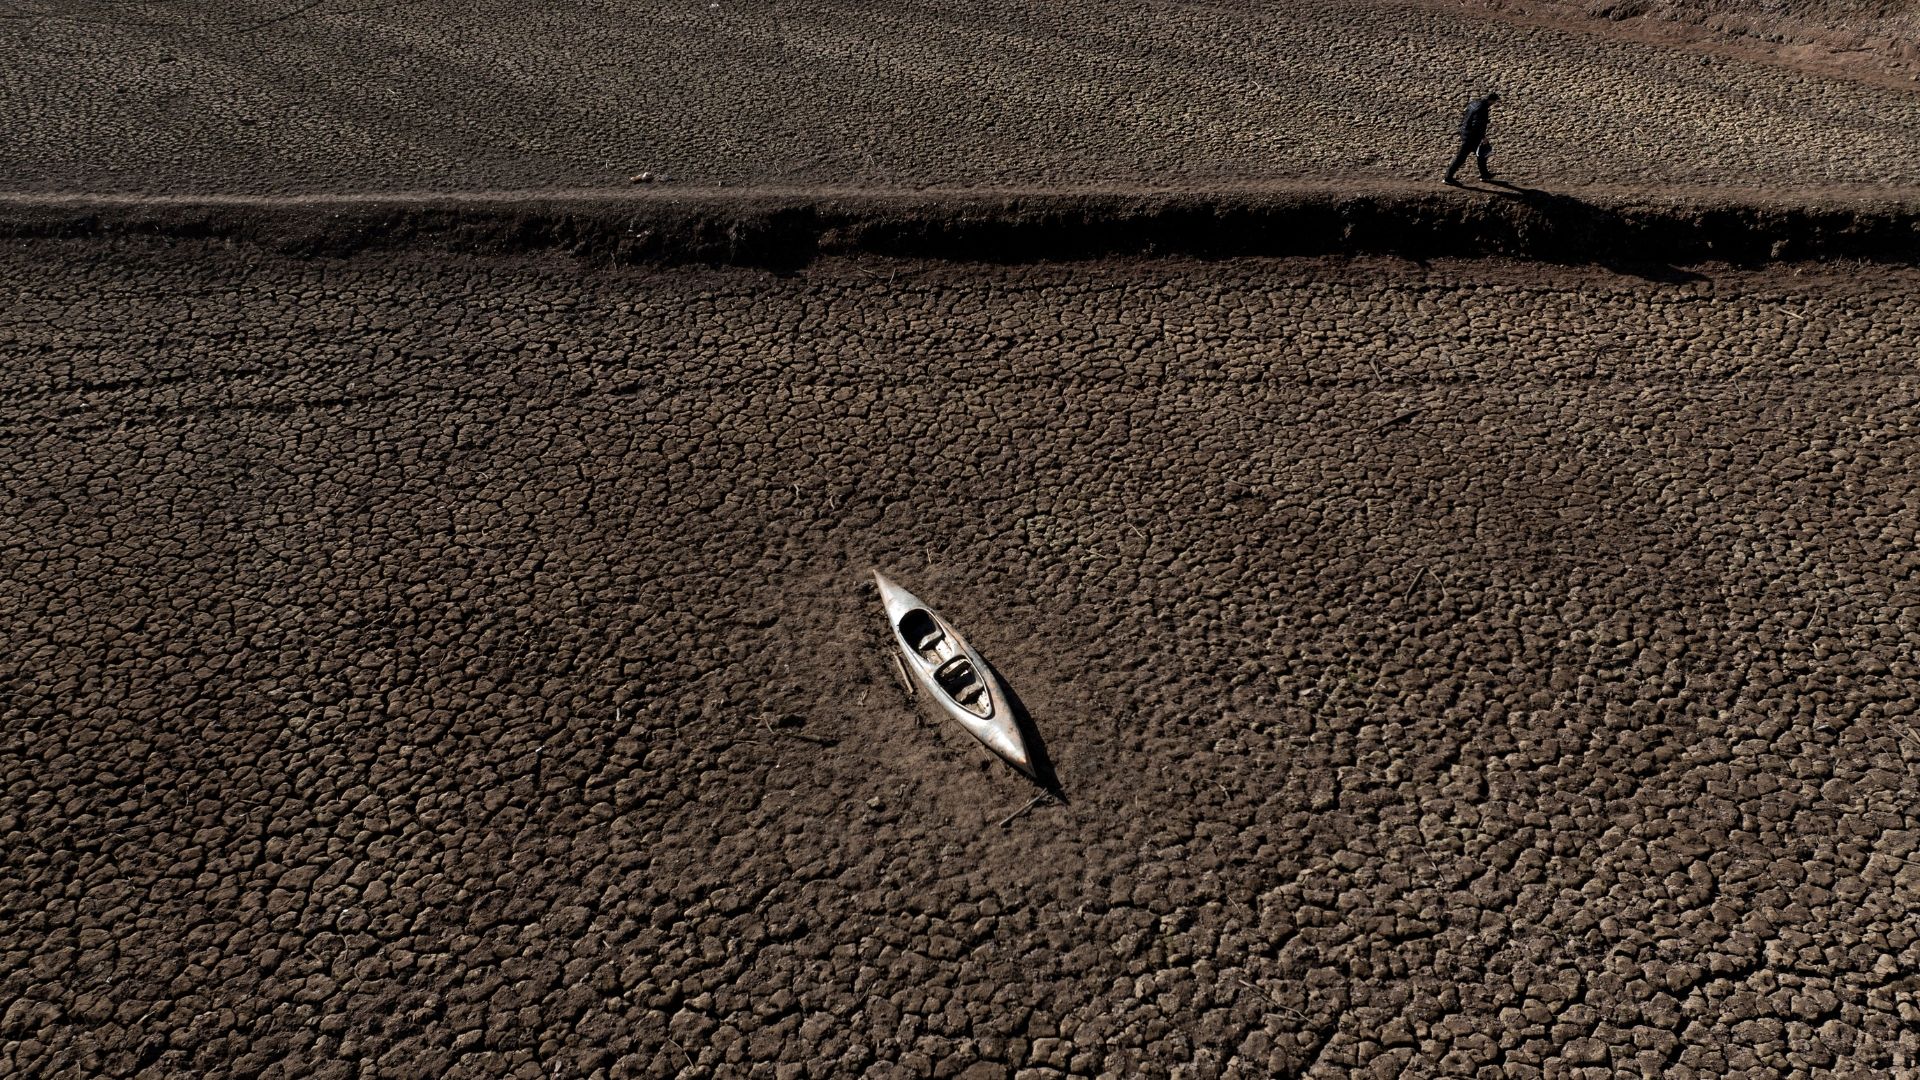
[[1444, 91, 1500, 186]]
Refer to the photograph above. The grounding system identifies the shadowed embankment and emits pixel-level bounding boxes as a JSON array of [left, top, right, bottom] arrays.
[[4, 186, 1918, 270]]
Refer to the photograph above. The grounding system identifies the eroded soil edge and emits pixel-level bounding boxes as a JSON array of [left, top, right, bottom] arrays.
[[6, 189, 1918, 269]]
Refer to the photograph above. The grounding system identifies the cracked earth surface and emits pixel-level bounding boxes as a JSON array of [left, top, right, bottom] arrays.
[[3, 244, 1919, 1077], [6, 0, 1919, 196]]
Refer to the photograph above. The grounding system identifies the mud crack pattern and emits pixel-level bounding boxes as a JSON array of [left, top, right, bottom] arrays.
[[6, 0, 1920, 195], [3, 246, 1919, 1078]]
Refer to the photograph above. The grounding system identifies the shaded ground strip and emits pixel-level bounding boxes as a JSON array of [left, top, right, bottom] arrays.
[[4, 185, 1920, 270]]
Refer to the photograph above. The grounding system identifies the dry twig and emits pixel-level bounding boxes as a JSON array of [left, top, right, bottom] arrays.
[[760, 713, 834, 746], [1403, 565, 1428, 601], [1372, 407, 1421, 433], [1236, 977, 1310, 1022], [996, 791, 1050, 828]]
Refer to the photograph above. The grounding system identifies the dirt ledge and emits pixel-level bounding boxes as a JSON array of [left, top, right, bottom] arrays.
[[4, 188, 1918, 269]]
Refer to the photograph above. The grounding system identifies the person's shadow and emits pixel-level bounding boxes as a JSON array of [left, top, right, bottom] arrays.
[[1470, 179, 1706, 283]]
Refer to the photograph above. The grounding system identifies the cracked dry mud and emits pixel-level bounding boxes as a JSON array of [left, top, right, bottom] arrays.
[[7, 0, 1920, 196], [4, 244, 1919, 1078]]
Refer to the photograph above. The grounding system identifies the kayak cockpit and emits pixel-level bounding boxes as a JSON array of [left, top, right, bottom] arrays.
[[898, 608, 946, 661], [933, 657, 991, 717], [893, 606, 993, 719]]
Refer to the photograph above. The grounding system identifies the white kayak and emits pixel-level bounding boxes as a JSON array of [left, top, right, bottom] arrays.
[[873, 570, 1035, 779]]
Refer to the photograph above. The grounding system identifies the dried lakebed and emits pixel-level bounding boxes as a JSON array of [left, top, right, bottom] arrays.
[[3, 245, 1918, 1078], [11, 0, 1920, 196]]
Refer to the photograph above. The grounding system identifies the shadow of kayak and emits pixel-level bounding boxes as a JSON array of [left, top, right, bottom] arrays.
[[983, 656, 1066, 803]]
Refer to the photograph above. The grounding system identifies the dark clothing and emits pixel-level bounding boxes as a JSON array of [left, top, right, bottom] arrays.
[[1457, 97, 1495, 143], [1445, 95, 1498, 183], [1447, 138, 1494, 182]]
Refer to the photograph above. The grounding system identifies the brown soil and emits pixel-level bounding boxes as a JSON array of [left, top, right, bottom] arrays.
[[7, 1, 1920, 1076], [4, 241, 1918, 1077], [4, 0, 1918, 196], [1457, 0, 1920, 88]]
